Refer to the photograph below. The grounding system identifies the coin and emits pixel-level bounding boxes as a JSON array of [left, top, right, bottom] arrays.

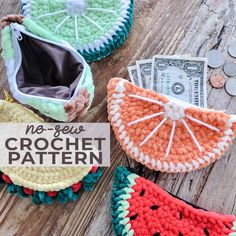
[[223, 62, 236, 76], [225, 78, 236, 96], [228, 42, 236, 58], [206, 49, 225, 68], [209, 74, 225, 88]]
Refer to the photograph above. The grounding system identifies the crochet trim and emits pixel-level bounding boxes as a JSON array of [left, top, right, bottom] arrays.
[[0, 167, 102, 205], [111, 167, 236, 236], [2, 19, 94, 122], [21, 0, 134, 62], [80, 0, 134, 62], [111, 167, 138, 236], [107, 78, 236, 173]]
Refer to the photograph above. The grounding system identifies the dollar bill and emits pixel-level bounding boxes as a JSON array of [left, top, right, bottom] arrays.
[[128, 65, 142, 87], [136, 59, 152, 89], [151, 55, 207, 107]]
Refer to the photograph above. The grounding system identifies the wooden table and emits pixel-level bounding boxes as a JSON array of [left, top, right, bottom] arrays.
[[0, 0, 236, 235]]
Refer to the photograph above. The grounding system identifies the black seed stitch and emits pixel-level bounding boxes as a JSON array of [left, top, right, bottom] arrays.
[[150, 205, 159, 210], [179, 212, 183, 220], [179, 233, 183, 236], [140, 189, 145, 196], [153, 233, 160, 236], [130, 213, 138, 220], [224, 223, 231, 229], [204, 227, 209, 236]]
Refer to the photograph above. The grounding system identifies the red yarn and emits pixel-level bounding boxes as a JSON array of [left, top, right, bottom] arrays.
[[23, 188, 34, 195], [90, 166, 98, 173], [2, 174, 12, 184], [126, 177, 236, 236], [47, 191, 57, 197], [71, 182, 82, 192]]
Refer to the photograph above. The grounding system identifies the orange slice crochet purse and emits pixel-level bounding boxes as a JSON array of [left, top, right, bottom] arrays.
[[108, 78, 236, 173]]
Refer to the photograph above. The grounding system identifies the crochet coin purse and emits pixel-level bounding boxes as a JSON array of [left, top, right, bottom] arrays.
[[111, 167, 236, 236], [21, 0, 134, 62], [0, 96, 102, 204], [1, 18, 94, 122], [108, 78, 236, 173]]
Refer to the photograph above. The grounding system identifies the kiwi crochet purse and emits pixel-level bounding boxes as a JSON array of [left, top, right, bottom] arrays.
[[1, 17, 94, 122], [21, 0, 134, 62]]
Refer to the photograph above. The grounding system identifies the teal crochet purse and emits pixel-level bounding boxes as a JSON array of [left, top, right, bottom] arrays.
[[1, 18, 94, 122], [21, 0, 134, 62]]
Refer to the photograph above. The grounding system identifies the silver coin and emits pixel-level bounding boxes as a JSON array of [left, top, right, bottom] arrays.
[[225, 78, 236, 96], [228, 42, 236, 58], [206, 49, 225, 68], [223, 62, 236, 77]]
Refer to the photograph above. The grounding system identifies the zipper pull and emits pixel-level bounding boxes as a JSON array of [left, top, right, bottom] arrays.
[[10, 24, 23, 41]]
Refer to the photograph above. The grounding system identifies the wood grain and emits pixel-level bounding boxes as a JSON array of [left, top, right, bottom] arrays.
[[0, 0, 236, 235]]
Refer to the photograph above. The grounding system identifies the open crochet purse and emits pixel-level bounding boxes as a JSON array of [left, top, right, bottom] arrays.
[[111, 167, 236, 236], [21, 0, 134, 62], [108, 78, 236, 173], [0, 94, 102, 204], [1, 17, 94, 122]]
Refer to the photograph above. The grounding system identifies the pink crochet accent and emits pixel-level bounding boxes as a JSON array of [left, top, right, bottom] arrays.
[[64, 88, 90, 121]]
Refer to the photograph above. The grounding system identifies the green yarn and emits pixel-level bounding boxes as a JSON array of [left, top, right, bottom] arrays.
[[81, 0, 134, 62], [82, 66, 95, 107], [21, 0, 134, 62], [56, 192, 69, 204], [26, 97, 68, 122], [23, 18, 63, 44], [1, 26, 14, 61], [82, 167, 102, 191], [26, 66, 94, 121], [23, 0, 121, 47], [32, 194, 41, 205], [111, 167, 137, 236], [233, 221, 236, 230], [1, 17, 94, 122], [2, 167, 102, 205], [8, 184, 19, 194]]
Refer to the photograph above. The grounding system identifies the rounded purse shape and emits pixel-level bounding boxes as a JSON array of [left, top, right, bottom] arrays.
[[111, 167, 236, 236], [0, 98, 102, 204], [108, 78, 236, 173], [21, 0, 134, 62], [1, 18, 94, 122]]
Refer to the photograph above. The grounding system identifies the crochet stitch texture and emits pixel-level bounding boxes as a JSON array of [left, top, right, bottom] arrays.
[[0, 97, 102, 204], [0, 167, 102, 205], [111, 167, 236, 236], [107, 78, 236, 173], [1, 18, 94, 122], [21, 0, 134, 62]]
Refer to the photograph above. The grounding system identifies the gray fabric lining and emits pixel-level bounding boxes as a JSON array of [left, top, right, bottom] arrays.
[[16, 32, 83, 99]]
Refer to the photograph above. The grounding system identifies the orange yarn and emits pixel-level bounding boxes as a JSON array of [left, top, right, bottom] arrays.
[[108, 78, 236, 173]]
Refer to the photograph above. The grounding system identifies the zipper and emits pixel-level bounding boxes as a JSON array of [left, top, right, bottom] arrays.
[[10, 24, 23, 41], [9, 23, 87, 103], [10, 23, 74, 50]]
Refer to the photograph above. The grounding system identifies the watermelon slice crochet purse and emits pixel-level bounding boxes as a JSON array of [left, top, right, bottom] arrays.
[[0, 93, 102, 204], [111, 167, 236, 236], [1, 17, 94, 122], [108, 78, 236, 173], [21, 0, 134, 62]]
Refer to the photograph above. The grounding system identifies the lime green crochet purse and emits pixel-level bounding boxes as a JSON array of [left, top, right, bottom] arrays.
[[21, 0, 134, 62], [1, 18, 94, 122]]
